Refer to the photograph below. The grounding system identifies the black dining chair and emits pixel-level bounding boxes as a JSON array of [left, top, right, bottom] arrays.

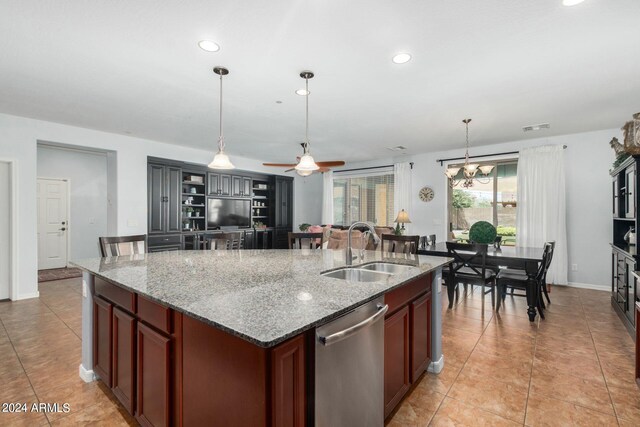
[[445, 242, 497, 309], [496, 242, 553, 318]]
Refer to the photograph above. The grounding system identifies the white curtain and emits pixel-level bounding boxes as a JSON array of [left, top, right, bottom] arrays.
[[516, 145, 568, 284], [321, 171, 334, 225], [393, 163, 412, 233]]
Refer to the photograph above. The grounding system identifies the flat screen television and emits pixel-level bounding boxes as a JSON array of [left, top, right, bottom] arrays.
[[207, 198, 251, 228]]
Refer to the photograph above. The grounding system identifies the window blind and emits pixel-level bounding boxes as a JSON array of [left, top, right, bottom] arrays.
[[333, 173, 395, 226]]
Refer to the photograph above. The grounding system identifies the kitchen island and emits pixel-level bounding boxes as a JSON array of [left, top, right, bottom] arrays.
[[72, 249, 450, 426]]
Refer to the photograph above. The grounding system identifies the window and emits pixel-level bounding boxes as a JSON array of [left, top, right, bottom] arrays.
[[333, 173, 395, 226], [448, 161, 518, 245]]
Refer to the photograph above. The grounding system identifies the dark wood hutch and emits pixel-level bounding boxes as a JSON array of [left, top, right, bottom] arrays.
[[611, 155, 639, 335], [147, 157, 293, 251]]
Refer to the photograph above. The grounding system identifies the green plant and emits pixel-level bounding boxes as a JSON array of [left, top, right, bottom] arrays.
[[469, 221, 497, 244], [394, 223, 402, 236], [452, 190, 475, 209], [254, 221, 265, 228], [496, 226, 516, 236], [185, 207, 194, 213], [299, 223, 311, 231], [613, 152, 630, 169]]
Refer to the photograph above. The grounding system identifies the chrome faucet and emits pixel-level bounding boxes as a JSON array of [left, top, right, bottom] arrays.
[[346, 221, 381, 265]]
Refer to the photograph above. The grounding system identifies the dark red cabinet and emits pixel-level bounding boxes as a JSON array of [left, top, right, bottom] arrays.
[[410, 291, 432, 382], [136, 322, 171, 427], [384, 306, 410, 418], [271, 334, 306, 427], [112, 307, 136, 414], [93, 296, 113, 387]]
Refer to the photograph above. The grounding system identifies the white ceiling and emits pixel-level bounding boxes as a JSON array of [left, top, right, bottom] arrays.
[[1, 0, 638, 163]]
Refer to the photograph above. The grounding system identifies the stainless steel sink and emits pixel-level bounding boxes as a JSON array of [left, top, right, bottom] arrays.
[[360, 262, 417, 274], [322, 268, 392, 282]]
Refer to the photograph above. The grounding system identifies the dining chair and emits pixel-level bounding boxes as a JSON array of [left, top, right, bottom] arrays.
[[99, 234, 147, 257], [206, 231, 243, 251], [381, 234, 420, 254], [288, 232, 324, 249], [496, 242, 553, 318], [445, 242, 497, 309], [429, 234, 437, 245]]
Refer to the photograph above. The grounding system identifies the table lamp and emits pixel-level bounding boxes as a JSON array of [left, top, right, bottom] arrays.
[[394, 209, 412, 233]]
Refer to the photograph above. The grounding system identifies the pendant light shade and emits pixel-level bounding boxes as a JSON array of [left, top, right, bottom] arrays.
[[296, 168, 314, 177], [209, 66, 235, 170], [295, 71, 319, 172]]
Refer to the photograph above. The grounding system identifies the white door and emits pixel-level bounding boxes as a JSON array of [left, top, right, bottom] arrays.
[[37, 178, 69, 270], [0, 162, 10, 299]]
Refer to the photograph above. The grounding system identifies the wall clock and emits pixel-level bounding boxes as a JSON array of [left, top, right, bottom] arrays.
[[419, 186, 435, 202]]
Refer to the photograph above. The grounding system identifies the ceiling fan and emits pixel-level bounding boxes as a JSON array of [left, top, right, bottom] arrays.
[[263, 143, 345, 176]]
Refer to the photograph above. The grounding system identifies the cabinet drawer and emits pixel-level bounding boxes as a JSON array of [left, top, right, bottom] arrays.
[[149, 235, 182, 246], [385, 274, 432, 315], [95, 277, 136, 313], [138, 295, 172, 334]]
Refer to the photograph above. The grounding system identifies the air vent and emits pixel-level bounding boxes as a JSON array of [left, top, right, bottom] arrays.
[[522, 123, 550, 132], [386, 145, 407, 151]]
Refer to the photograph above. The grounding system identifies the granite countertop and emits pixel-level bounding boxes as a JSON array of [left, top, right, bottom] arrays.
[[72, 249, 451, 348]]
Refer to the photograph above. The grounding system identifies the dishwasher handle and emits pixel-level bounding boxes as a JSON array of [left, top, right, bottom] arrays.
[[318, 303, 389, 346]]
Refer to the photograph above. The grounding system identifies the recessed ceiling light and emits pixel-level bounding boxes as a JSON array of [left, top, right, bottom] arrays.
[[392, 53, 412, 64], [522, 123, 551, 132], [562, 0, 585, 6], [198, 40, 220, 52], [295, 89, 310, 96], [276, 100, 283, 104]]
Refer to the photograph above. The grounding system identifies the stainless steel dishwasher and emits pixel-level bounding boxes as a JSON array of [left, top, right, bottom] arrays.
[[315, 297, 388, 427]]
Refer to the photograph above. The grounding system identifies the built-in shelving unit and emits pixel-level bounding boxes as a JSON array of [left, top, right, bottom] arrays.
[[182, 171, 206, 232], [611, 155, 639, 336], [148, 157, 293, 251]]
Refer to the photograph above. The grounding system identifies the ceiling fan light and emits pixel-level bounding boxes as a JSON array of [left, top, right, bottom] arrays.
[[295, 153, 319, 171], [296, 169, 313, 177], [208, 150, 235, 170], [479, 165, 494, 175]]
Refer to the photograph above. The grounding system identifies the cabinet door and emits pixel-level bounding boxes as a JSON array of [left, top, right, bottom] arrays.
[[165, 166, 182, 233], [410, 292, 432, 382], [242, 177, 252, 198], [626, 166, 636, 219], [148, 164, 165, 235], [232, 176, 242, 197], [93, 296, 113, 387], [626, 258, 636, 325], [271, 335, 306, 427], [112, 307, 136, 415], [208, 173, 220, 196], [137, 323, 171, 427], [384, 306, 410, 418], [276, 177, 293, 228], [613, 177, 620, 217], [243, 230, 254, 250], [220, 174, 232, 196]]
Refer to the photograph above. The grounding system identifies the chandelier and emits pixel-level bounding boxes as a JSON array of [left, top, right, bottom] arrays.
[[445, 119, 494, 188]]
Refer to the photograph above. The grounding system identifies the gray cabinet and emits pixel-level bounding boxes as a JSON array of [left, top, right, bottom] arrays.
[[232, 175, 252, 197], [148, 164, 181, 235], [207, 173, 231, 196], [275, 176, 293, 249]]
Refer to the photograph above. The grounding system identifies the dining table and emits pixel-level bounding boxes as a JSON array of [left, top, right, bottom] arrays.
[[417, 242, 546, 321]]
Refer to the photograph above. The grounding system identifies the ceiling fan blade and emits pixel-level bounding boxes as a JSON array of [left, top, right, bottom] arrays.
[[284, 168, 295, 173], [263, 163, 297, 167], [316, 161, 345, 167]]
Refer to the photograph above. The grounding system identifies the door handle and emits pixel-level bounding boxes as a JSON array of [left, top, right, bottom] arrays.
[[59, 227, 66, 231], [318, 304, 388, 346]]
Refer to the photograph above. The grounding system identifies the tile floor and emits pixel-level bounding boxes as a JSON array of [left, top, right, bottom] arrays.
[[0, 279, 638, 426]]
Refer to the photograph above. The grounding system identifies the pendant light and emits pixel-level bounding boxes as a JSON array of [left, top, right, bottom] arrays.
[[295, 71, 320, 173], [445, 118, 494, 188], [208, 66, 235, 170]]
